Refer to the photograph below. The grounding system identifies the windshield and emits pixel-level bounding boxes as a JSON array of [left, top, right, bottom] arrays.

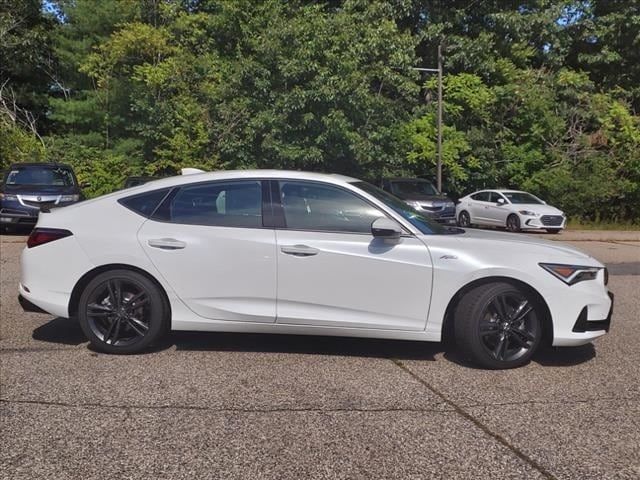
[[353, 181, 446, 234], [5, 167, 75, 187], [391, 180, 438, 197], [503, 192, 543, 205]]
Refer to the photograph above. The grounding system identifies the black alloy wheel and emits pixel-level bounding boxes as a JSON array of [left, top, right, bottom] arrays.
[[78, 270, 168, 354], [454, 282, 543, 369]]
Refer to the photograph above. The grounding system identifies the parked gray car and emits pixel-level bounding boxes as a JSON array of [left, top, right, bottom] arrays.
[[381, 177, 456, 224]]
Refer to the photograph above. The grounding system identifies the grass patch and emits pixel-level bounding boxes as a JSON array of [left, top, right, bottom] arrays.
[[566, 219, 640, 231]]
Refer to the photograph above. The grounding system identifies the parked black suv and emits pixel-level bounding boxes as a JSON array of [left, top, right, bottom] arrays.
[[0, 163, 84, 231], [381, 177, 456, 224]]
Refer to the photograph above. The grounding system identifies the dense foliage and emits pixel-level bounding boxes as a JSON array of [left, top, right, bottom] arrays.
[[1, 0, 638, 221]]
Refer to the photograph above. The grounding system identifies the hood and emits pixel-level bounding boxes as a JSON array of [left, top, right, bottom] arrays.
[[458, 228, 592, 260], [513, 203, 564, 215], [1, 184, 79, 195]]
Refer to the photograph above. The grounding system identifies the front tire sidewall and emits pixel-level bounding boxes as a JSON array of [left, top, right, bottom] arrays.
[[506, 214, 521, 232], [78, 270, 168, 354], [458, 211, 471, 227], [454, 282, 542, 369]]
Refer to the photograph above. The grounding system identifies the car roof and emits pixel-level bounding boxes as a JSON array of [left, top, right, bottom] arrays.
[[118, 170, 361, 194], [384, 177, 434, 182], [8, 162, 73, 169]]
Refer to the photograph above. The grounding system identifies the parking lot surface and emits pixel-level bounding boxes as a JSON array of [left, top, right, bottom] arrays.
[[1, 231, 639, 479]]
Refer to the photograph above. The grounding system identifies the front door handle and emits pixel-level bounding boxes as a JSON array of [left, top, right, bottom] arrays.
[[280, 244, 319, 257], [148, 238, 187, 250]]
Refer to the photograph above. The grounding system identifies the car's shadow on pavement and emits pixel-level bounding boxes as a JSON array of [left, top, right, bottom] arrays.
[[31, 317, 596, 367], [32, 317, 87, 346], [165, 330, 444, 361]]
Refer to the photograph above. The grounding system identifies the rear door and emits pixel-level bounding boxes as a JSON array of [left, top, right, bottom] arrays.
[[273, 180, 433, 331], [137, 179, 277, 323]]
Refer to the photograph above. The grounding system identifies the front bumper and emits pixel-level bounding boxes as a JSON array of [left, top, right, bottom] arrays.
[[520, 214, 566, 230], [572, 291, 614, 333]]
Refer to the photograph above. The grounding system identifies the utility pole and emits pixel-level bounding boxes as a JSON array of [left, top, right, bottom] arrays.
[[437, 43, 443, 193], [410, 42, 444, 192]]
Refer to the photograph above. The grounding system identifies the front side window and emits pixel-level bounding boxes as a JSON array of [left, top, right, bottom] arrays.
[[488, 192, 506, 203], [155, 181, 262, 227], [5, 166, 75, 186], [353, 181, 446, 235], [471, 192, 490, 202], [279, 181, 383, 234]]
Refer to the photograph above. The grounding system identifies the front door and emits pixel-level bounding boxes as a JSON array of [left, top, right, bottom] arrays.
[[138, 179, 277, 323], [274, 180, 433, 331]]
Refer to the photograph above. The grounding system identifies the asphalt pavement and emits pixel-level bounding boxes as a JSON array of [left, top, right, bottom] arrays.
[[1, 230, 639, 479]]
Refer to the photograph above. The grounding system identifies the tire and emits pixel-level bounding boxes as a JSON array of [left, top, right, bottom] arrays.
[[546, 229, 561, 234], [454, 282, 543, 369], [458, 211, 472, 228], [506, 214, 521, 232], [77, 269, 169, 354]]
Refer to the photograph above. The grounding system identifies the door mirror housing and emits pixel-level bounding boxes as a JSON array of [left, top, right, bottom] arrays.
[[496, 198, 506, 205], [371, 218, 402, 239]]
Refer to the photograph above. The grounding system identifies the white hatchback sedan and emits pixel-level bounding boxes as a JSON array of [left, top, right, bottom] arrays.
[[456, 189, 566, 233], [19, 171, 612, 369]]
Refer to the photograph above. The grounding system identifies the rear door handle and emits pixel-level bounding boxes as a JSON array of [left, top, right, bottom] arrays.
[[148, 238, 187, 250], [280, 244, 319, 257]]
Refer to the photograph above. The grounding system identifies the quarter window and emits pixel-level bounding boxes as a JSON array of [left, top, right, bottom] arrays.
[[154, 181, 262, 227], [279, 181, 383, 234], [119, 188, 171, 218]]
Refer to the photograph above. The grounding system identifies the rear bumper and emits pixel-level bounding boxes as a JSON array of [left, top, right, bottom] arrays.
[[18, 294, 47, 313], [0, 209, 38, 225]]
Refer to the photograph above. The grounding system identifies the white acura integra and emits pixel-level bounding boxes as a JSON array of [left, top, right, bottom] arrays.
[[19, 170, 613, 369]]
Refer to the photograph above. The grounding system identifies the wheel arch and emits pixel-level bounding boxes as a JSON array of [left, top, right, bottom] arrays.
[[441, 276, 553, 346], [68, 263, 172, 320]]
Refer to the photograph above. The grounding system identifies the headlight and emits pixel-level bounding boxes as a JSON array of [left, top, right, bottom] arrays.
[[0, 193, 18, 201], [60, 194, 80, 202], [539, 263, 602, 285], [518, 210, 538, 216]]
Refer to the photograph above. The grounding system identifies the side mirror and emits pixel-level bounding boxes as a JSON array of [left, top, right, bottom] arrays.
[[371, 217, 402, 239], [497, 198, 505, 205]]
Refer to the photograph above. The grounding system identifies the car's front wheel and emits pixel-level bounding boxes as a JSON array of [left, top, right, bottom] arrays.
[[458, 211, 472, 227], [78, 269, 169, 354], [454, 282, 543, 369], [506, 214, 521, 232]]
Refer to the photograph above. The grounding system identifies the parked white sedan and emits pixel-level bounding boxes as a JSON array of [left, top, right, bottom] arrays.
[[456, 189, 566, 233], [19, 171, 612, 369]]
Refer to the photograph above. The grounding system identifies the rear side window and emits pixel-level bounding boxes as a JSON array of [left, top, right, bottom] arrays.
[[119, 188, 171, 218], [154, 180, 262, 228], [471, 192, 490, 201]]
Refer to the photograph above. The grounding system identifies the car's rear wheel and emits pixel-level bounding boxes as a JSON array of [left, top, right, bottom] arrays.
[[546, 229, 561, 234], [78, 270, 168, 354], [506, 214, 521, 232], [458, 211, 472, 227], [454, 282, 542, 369]]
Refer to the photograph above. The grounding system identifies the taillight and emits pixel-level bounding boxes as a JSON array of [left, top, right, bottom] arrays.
[[27, 228, 73, 248]]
